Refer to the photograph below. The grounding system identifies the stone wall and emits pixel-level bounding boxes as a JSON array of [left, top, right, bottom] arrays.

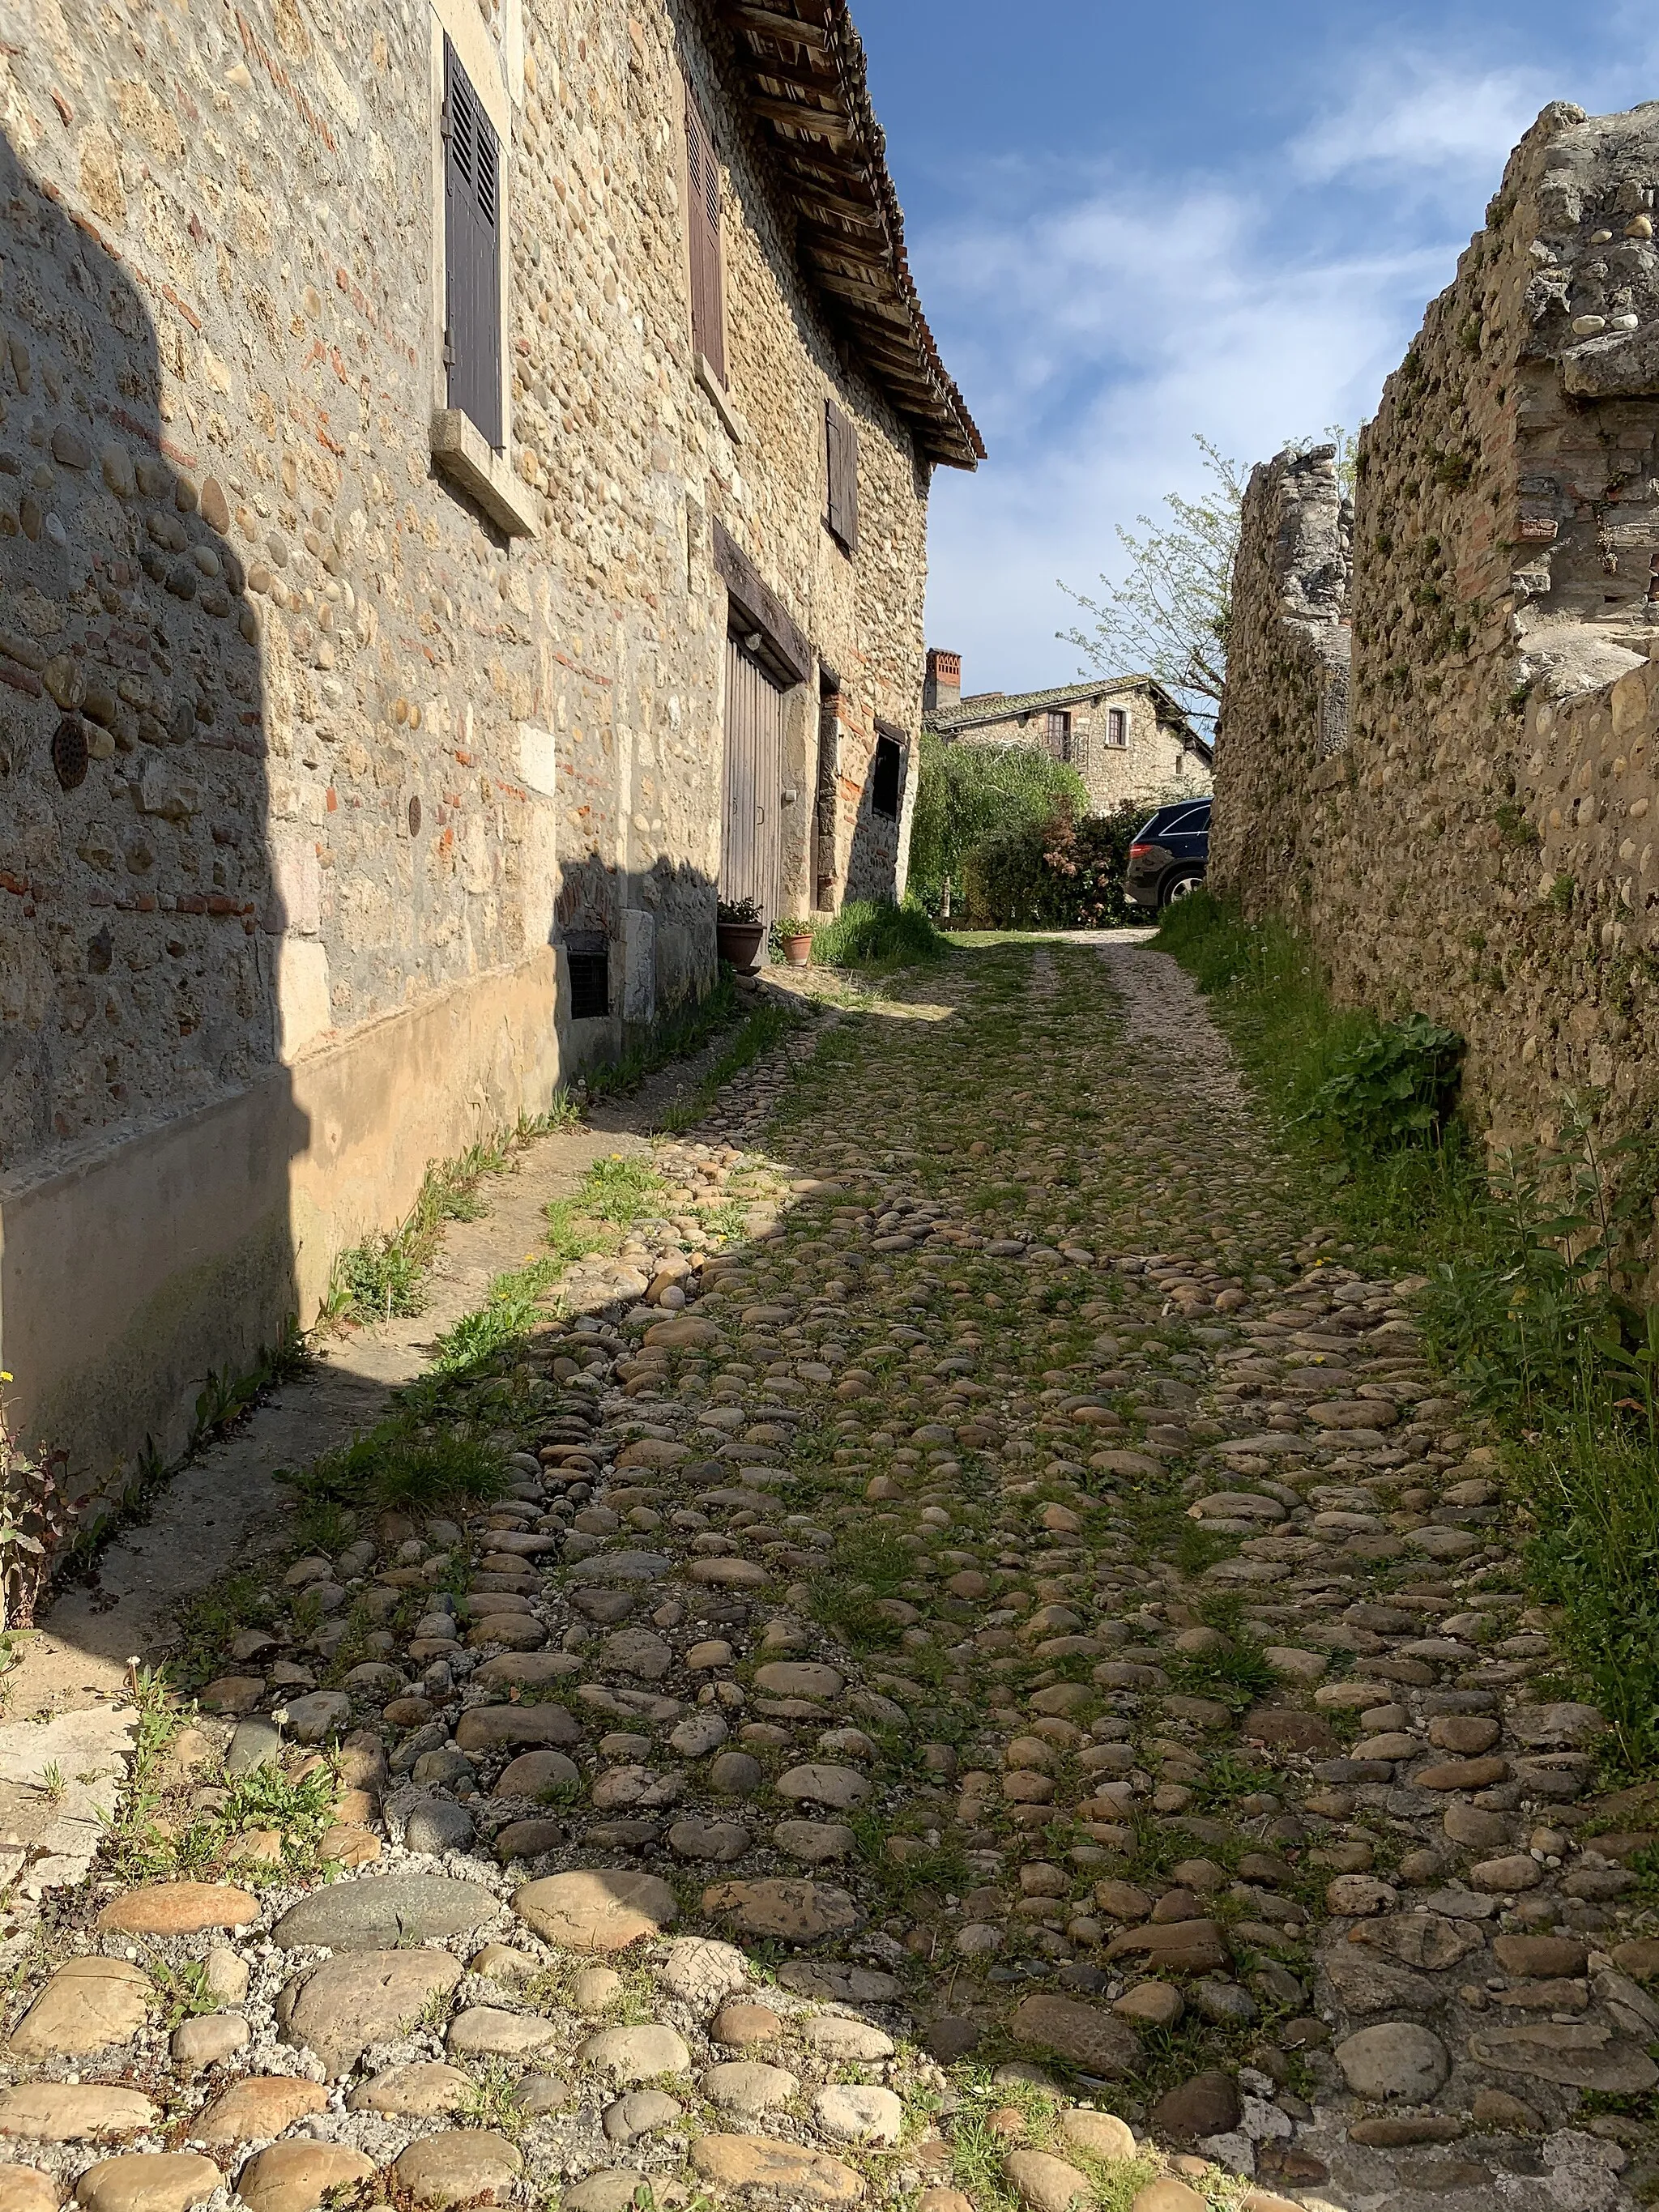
[[1209, 446, 1352, 914], [1212, 98, 1659, 1151], [0, 0, 945, 1490]]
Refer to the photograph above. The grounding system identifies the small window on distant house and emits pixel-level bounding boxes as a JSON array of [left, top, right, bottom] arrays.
[[1106, 706, 1128, 748], [684, 85, 725, 384], [1047, 709, 1072, 763], [825, 399, 859, 553], [872, 732, 902, 820], [442, 38, 503, 449]]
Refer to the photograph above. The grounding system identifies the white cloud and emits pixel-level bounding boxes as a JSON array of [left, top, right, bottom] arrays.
[[1290, 55, 1553, 192], [914, 162, 1454, 693], [896, 15, 1659, 696]]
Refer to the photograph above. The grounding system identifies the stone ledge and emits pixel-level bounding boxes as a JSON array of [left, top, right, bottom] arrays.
[[429, 411, 539, 538], [696, 355, 745, 445]]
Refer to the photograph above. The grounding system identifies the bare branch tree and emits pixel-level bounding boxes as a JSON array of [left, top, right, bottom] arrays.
[[1058, 427, 1357, 733]]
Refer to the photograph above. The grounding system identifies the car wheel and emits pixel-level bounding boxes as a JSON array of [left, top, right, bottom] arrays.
[[1159, 869, 1203, 908]]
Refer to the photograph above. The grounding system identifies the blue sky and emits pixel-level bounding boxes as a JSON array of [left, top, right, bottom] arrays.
[[855, 0, 1659, 695]]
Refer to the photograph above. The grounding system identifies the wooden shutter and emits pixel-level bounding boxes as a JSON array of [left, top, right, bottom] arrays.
[[442, 39, 502, 450], [825, 397, 859, 552], [684, 87, 725, 384]]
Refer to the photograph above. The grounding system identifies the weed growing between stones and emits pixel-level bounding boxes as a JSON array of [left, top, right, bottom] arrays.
[[655, 1001, 802, 1135]]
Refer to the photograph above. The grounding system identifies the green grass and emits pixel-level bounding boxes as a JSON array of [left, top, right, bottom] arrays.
[[581, 969, 743, 1101], [811, 898, 951, 970], [324, 1137, 510, 1323], [1163, 1640, 1277, 1711], [287, 1427, 510, 1517], [657, 1001, 800, 1133], [1158, 890, 1659, 1778]]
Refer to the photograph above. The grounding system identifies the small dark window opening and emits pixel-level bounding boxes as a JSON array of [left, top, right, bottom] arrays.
[[442, 40, 503, 449], [872, 733, 902, 820], [565, 931, 611, 1021], [1106, 706, 1128, 748], [1047, 708, 1072, 763]]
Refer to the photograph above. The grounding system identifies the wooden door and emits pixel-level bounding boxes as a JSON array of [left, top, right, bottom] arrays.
[[721, 633, 785, 930]]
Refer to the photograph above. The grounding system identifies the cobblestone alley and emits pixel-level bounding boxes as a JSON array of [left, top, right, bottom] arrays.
[[0, 937, 1651, 2212]]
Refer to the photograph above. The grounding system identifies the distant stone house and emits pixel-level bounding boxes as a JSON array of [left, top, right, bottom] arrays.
[[921, 651, 1213, 812], [0, 0, 979, 1488]]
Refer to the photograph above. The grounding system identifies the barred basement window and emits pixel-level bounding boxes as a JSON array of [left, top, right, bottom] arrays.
[[566, 932, 611, 1021]]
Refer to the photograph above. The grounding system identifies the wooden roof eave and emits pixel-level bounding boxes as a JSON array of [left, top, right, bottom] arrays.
[[713, 0, 985, 467]]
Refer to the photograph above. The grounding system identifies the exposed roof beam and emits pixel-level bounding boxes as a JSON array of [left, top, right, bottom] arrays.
[[749, 96, 853, 141], [731, 4, 830, 47]]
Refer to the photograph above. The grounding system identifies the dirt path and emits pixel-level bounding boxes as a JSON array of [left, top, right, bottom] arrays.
[[0, 937, 1650, 2212]]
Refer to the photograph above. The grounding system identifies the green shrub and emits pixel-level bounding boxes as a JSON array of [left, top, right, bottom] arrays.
[[908, 733, 1088, 904], [1293, 1012, 1463, 1150], [812, 899, 949, 969], [966, 799, 1145, 929]]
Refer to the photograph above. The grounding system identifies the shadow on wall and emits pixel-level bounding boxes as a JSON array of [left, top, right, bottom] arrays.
[[0, 126, 306, 1518]]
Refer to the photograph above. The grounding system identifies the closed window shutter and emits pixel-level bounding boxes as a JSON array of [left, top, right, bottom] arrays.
[[443, 39, 503, 450], [825, 397, 859, 553], [684, 88, 725, 384]]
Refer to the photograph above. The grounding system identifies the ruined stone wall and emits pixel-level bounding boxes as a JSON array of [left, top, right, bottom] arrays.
[[1210, 446, 1352, 915], [1213, 100, 1659, 1148], [0, 0, 934, 1485]]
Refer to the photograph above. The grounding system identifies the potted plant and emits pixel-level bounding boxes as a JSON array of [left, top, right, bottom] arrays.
[[774, 916, 815, 968], [716, 897, 766, 974]]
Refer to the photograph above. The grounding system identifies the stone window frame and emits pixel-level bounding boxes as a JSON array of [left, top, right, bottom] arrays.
[[425, 0, 537, 538], [1105, 704, 1130, 748]]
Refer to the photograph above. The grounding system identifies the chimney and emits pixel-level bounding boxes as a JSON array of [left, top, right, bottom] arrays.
[[923, 647, 961, 713]]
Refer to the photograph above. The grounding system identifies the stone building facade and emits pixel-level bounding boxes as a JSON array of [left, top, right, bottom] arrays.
[[921, 650, 1212, 813], [1213, 98, 1659, 1157], [0, 0, 979, 1490]]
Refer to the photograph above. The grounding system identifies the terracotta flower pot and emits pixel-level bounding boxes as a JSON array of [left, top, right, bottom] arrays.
[[781, 933, 812, 968], [716, 919, 766, 974]]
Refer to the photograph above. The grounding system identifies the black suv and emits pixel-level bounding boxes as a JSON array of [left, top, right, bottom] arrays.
[[1124, 799, 1211, 910]]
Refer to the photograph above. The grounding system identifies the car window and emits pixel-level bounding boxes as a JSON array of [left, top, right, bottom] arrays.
[[1158, 805, 1207, 837]]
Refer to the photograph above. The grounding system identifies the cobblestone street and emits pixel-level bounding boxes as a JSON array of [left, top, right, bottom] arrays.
[[1, 938, 1653, 2212]]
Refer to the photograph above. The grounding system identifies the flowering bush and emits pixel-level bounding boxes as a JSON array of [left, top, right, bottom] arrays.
[[964, 799, 1146, 928]]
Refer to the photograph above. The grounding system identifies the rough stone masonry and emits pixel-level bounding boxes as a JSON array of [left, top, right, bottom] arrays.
[[0, 0, 979, 1496], [1213, 97, 1659, 1166]]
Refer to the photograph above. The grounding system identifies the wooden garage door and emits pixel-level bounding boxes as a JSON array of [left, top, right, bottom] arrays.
[[721, 632, 785, 929]]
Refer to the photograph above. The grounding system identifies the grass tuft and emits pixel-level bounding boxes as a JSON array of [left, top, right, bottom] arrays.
[[812, 899, 951, 970]]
